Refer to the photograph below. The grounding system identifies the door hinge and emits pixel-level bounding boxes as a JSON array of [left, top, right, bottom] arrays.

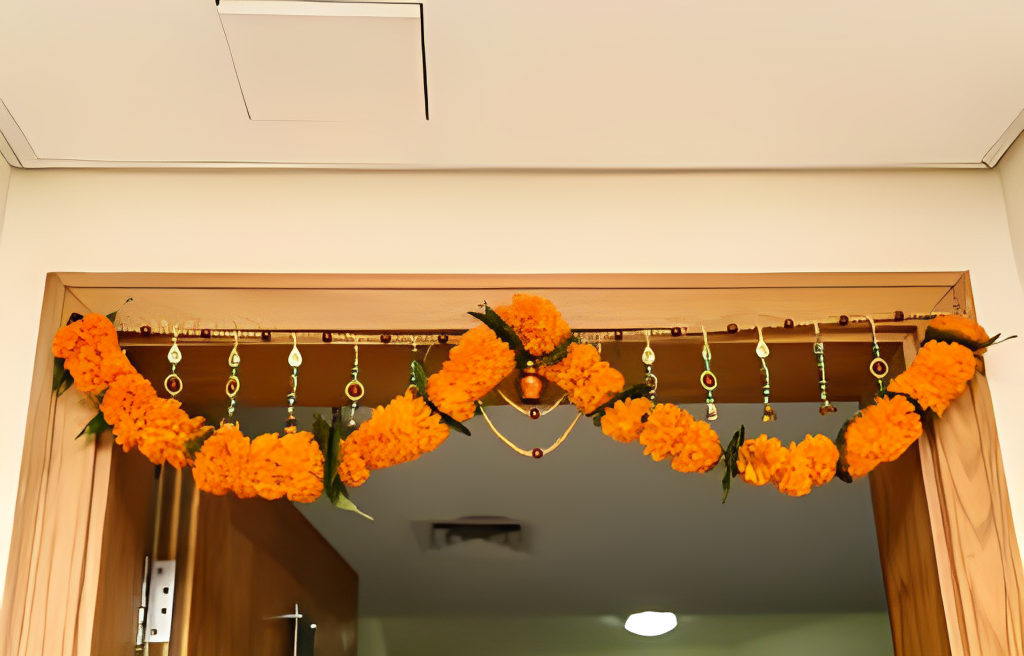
[[143, 559, 177, 644]]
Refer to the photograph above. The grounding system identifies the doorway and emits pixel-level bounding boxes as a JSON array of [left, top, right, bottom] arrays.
[[3, 272, 1021, 656]]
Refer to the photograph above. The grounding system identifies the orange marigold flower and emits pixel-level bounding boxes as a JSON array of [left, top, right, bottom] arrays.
[[192, 422, 256, 498], [52, 313, 135, 393], [101, 373, 160, 452], [737, 435, 787, 486], [772, 435, 839, 497], [494, 294, 572, 357], [275, 431, 325, 503], [928, 315, 990, 349], [638, 403, 722, 473], [539, 343, 625, 414], [249, 433, 289, 500], [843, 395, 923, 479], [600, 397, 652, 443], [887, 341, 976, 417], [427, 326, 516, 421], [338, 391, 451, 487], [135, 397, 207, 470]]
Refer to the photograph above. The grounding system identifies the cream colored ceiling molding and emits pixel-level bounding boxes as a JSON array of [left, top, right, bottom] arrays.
[[983, 107, 1024, 168]]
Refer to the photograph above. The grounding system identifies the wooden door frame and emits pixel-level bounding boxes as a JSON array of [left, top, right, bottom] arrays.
[[3, 272, 1021, 655]]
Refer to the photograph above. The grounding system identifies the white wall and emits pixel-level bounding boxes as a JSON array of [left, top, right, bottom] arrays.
[[2, 166, 1024, 601]]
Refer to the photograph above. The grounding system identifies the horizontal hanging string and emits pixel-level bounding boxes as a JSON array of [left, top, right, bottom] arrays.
[[112, 311, 944, 346]]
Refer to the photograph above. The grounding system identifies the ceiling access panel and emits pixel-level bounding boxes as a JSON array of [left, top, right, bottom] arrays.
[[216, 0, 429, 122]]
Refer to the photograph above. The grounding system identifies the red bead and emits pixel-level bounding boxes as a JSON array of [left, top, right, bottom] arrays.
[[322, 332, 332, 343], [167, 378, 181, 392], [380, 334, 392, 344], [872, 361, 887, 374], [894, 310, 905, 321], [227, 379, 238, 394], [201, 329, 212, 338], [531, 448, 543, 459], [438, 334, 449, 344], [784, 319, 794, 329], [839, 315, 849, 326], [727, 324, 738, 334], [702, 373, 716, 387], [347, 383, 363, 397], [140, 325, 152, 336], [529, 408, 540, 420], [671, 327, 682, 337]]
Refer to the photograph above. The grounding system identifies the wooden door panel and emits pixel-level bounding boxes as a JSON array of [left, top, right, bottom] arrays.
[[183, 494, 358, 656]]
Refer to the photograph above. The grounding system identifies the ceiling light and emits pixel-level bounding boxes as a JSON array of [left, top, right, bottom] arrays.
[[624, 611, 677, 637]]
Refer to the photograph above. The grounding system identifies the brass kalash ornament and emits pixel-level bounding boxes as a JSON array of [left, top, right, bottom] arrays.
[[518, 361, 545, 407]]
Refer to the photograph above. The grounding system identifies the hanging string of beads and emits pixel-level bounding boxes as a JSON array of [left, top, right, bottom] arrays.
[[344, 344, 365, 427], [814, 323, 837, 415], [867, 316, 889, 394], [700, 326, 719, 421], [225, 331, 241, 420], [164, 325, 183, 397], [285, 333, 302, 432], [756, 326, 776, 422], [642, 331, 658, 402]]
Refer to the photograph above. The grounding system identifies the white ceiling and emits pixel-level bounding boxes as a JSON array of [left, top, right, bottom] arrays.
[[238, 402, 888, 621], [1, 0, 1023, 169]]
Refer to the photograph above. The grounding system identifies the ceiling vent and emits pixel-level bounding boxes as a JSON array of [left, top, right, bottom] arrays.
[[413, 517, 528, 556], [216, 0, 428, 121]]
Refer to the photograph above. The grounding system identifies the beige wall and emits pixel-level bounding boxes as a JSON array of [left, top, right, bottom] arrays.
[[2, 166, 1024, 601], [0, 155, 10, 244], [1001, 135, 1024, 288]]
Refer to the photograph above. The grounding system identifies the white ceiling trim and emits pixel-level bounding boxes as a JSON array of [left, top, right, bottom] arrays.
[[217, 0, 419, 18]]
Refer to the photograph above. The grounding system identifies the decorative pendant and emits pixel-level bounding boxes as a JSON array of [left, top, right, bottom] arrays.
[[700, 327, 719, 421], [814, 323, 837, 415], [757, 326, 776, 422], [867, 316, 888, 394], [519, 362, 544, 403], [164, 327, 183, 397]]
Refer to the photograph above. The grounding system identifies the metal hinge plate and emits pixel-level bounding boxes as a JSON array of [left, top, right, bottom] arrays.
[[144, 560, 176, 643]]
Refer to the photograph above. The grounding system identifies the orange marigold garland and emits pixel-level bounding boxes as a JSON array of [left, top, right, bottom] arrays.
[[886, 340, 976, 417], [841, 395, 923, 479], [338, 390, 451, 488], [494, 294, 572, 357], [192, 422, 256, 498], [838, 314, 996, 481], [772, 435, 839, 498], [52, 313, 135, 394], [638, 404, 722, 473], [736, 435, 787, 486], [599, 397, 653, 443], [539, 343, 626, 414], [426, 326, 516, 422]]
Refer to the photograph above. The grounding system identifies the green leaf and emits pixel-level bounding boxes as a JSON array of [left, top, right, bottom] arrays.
[[327, 479, 374, 520], [721, 425, 746, 503], [411, 361, 429, 397], [589, 384, 654, 424], [52, 357, 73, 396], [923, 326, 1017, 353], [106, 297, 133, 325], [76, 410, 112, 440], [834, 418, 854, 484], [534, 334, 579, 367], [468, 307, 529, 367]]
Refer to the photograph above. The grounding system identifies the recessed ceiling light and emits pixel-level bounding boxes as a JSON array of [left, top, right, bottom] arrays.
[[624, 611, 678, 637]]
